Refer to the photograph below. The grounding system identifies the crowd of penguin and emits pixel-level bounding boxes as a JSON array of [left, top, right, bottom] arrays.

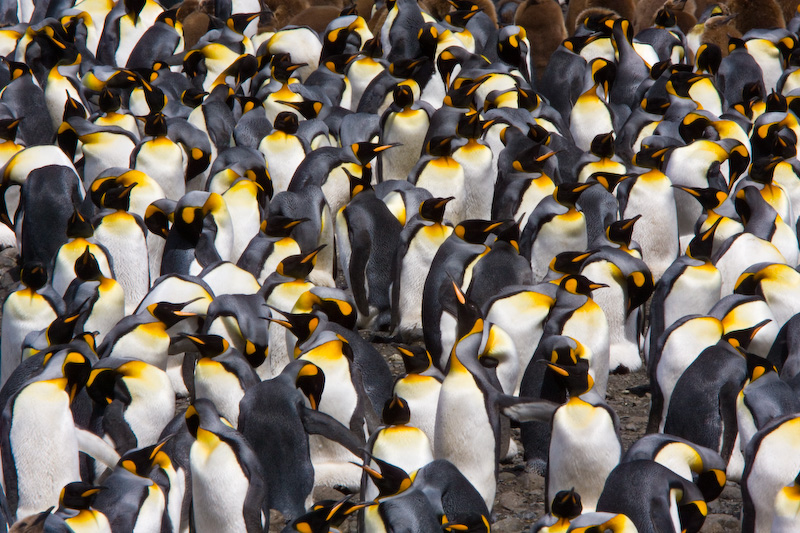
[[5, 0, 800, 531]]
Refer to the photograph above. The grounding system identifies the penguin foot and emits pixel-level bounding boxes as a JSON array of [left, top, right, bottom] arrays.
[[525, 459, 547, 476], [626, 384, 651, 397]]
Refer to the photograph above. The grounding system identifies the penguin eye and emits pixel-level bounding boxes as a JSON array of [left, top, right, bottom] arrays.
[[480, 356, 499, 369]]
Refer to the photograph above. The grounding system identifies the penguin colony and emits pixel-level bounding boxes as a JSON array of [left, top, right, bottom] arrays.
[[4, 0, 800, 531]]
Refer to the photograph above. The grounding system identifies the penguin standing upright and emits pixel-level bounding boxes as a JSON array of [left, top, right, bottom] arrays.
[[434, 282, 557, 510], [0, 263, 63, 386], [185, 399, 270, 533], [391, 197, 454, 341], [378, 85, 433, 182], [546, 359, 622, 513], [132, 112, 187, 201]]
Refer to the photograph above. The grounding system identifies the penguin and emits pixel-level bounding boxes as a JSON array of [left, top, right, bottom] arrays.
[[183, 333, 259, 428], [434, 282, 557, 510], [531, 488, 583, 533], [63, 246, 126, 346], [520, 183, 592, 282], [0, 61, 54, 146], [198, 261, 261, 297], [86, 358, 175, 454], [408, 136, 468, 224], [131, 111, 187, 202], [736, 353, 800, 462], [546, 359, 622, 513], [734, 262, 800, 331], [391, 345, 443, 448], [616, 166, 679, 281], [43, 481, 111, 533], [50, 209, 114, 298], [741, 414, 800, 533], [622, 434, 728, 503], [1, 349, 92, 521], [452, 111, 496, 221], [258, 112, 309, 195], [568, 60, 615, 152], [390, 196, 454, 341], [514, 0, 568, 80], [646, 218, 722, 360], [185, 399, 270, 533], [238, 359, 362, 521], [237, 214, 306, 284], [362, 395, 434, 501], [380, 0, 426, 63], [422, 219, 502, 369], [663, 321, 768, 466], [96, 300, 197, 370], [91, 184, 151, 314], [647, 314, 724, 433], [378, 84, 433, 183], [91, 445, 168, 533], [335, 170, 402, 331], [202, 293, 270, 371], [0, 262, 63, 387], [596, 460, 708, 533], [543, 274, 611, 398]]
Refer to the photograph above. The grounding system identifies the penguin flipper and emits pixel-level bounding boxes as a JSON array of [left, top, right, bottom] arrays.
[[498, 395, 558, 422], [75, 426, 121, 470], [299, 406, 363, 457], [101, 400, 138, 454], [347, 227, 372, 317]]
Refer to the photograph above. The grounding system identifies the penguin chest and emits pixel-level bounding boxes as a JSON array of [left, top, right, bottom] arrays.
[[530, 210, 587, 280], [10, 382, 80, 518], [397, 226, 452, 331], [516, 177, 556, 229], [393, 375, 441, 445], [194, 361, 245, 426], [134, 139, 186, 201], [109, 323, 170, 368], [64, 509, 112, 533], [415, 158, 466, 222], [259, 133, 305, 193], [301, 348, 358, 427], [94, 212, 150, 313], [453, 141, 495, 220], [122, 372, 175, 448], [267, 281, 314, 312], [324, 163, 359, 216], [53, 240, 113, 295], [191, 434, 250, 533], [435, 371, 497, 507], [86, 279, 126, 344], [372, 426, 433, 473], [381, 109, 429, 181], [548, 399, 620, 512], [663, 263, 721, 327], [569, 96, 613, 151], [131, 482, 166, 533], [1, 290, 57, 365]]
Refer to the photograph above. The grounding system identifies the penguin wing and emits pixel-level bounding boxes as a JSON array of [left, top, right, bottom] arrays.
[[347, 225, 372, 317], [101, 400, 138, 454], [299, 406, 364, 457], [75, 426, 121, 470], [496, 394, 558, 422]]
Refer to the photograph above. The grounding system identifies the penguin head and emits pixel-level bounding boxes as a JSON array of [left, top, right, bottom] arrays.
[[589, 132, 616, 159], [293, 288, 357, 331], [144, 199, 175, 240], [47, 350, 91, 403], [455, 111, 483, 140], [118, 439, 172, 477], [382, 395, 411, 426], [396, 344, 435, 374], [59, 482, 104, 511], [419, 197, 454, 223], [544, 358, 593, 397], [674, 186, 727, 211], [181, 333, 230, 358], [453, 219, 504, 244], [62, 95, 87, 122], [606, 215, 640, 248], [695, 43, 722, 76], [553, 183, 592, 207], [356, 455, 413, 498], [42, 310, 85, 348], [351, 142, 398, 166], [99, 182, 135, 212], [550, 488, 582, 519], [74, 246, 103, 282], [588, 172, 627, 193], [146, 300, 200, 328], [181, 88, 208, 109], [392, 84, 415, 110], [686, 217, 722, 262], [721, 319, 771, 352], [295, 361, 325, 410], [558, 274, 607, 296], [632, 142, 673, 169], [268, 310, 322, 345], [444, 1, 480, 28], [270, 53, 306, 85], [294, 495, 360, 531], [276, 246, 325, 279], [550, 251, 595, 277], [185, 398, 232, 439], [344, 167, 373, 198], [141, 112, 168, 138], [0, 117, 20, 142], [273, 111, 299, 134], [510, 144, 558, 174], [745, 352, 777, 383], [86, 365, 131, 406], [452, 279, 484, 342], [262, 214, 307, 237], [442, 76, 481, 109], [20, 261, 48, 291]]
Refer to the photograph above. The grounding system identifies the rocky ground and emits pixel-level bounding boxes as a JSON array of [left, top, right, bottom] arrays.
[[0, 248, 742, 532]]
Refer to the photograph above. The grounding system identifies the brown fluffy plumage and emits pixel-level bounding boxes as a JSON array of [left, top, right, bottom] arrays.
[[727, 0, 785, 33], [568, 0, 634, 34], [515, 0, 568, 80]]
